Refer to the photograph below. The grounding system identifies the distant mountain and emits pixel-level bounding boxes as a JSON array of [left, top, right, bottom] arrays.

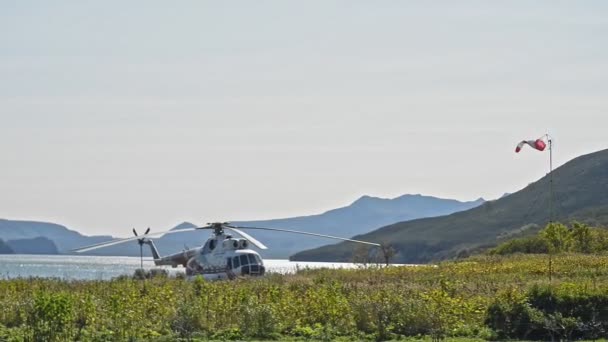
[[0, 219, 204, 257], [231, 194, 485, 258], [0, 239, 14, 254], [292, 148, 608, 263], [79, 221, 223, 257], [139, 222, 200, 256], [0, 219, 112, 253], [7, 237, 59, 254], [79, 195, 485, 258], [120, 195, 483, 259], [0, 194, 485, 258]]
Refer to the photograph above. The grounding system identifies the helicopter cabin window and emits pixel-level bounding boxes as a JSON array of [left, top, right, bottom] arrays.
[[239, 254, 248, 266], [209, 239, 216, 250], [233, 256, 240, 268]]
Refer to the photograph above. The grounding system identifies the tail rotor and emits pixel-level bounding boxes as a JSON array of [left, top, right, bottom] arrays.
[[133, 227, 151, 271]]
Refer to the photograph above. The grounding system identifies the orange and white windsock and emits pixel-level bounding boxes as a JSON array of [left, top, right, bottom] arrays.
[[515, 136, 547, 153]]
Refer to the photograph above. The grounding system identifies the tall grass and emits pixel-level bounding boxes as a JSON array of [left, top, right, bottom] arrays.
[[1, 254, 608, 341]]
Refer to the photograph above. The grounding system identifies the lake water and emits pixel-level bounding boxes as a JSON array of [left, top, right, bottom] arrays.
[[0, 254, 366, 280]]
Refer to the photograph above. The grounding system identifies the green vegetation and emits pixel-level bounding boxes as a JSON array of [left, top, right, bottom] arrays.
[[293, 148, 608, 263], [491, 222, 608, 255], [2, 249, 608, 341]]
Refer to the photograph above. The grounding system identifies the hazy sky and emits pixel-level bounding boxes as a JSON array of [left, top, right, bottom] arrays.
[[1, 1, 607, 237]]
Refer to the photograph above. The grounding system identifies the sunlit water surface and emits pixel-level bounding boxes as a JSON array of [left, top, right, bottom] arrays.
[[0, 254, 368, 280]]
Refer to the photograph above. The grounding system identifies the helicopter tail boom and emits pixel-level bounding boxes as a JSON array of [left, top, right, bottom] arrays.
[[143, 239, 162, 264]]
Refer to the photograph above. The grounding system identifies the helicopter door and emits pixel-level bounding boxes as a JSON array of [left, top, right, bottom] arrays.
[[233, 256, 240, 269], [227, 257, 232, 269]]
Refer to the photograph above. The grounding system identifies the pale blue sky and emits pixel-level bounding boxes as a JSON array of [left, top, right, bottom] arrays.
[[1, 1, 607, 236]]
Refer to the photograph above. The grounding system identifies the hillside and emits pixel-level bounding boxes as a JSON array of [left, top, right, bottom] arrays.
[[292, 148, 608, 263], [232, 194, 484, 258], [0, 220, 112, 253], [44, 195, 484, 258], [6, 237, 59, 254], [0, 240, 14, 254]]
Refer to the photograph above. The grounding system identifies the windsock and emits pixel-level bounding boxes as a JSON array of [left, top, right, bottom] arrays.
[[515, 137, 547, 153]]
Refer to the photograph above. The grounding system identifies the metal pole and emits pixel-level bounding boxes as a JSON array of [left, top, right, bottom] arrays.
[[140, 242, 146, 294], [549, 135, 554, 223], [548, 134, 553, 284], [140, 244, 143, 271]]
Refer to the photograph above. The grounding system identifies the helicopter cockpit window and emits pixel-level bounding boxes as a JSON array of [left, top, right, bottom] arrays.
[[247, 254, 257, 265], [233, 254, 261, 268]]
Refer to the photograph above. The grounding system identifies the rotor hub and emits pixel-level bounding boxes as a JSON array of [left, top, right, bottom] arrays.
[[209, 222, 225, 236]]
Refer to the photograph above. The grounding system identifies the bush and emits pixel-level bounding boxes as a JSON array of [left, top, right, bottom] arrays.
[[485, 289, 545, 340], [133, 268, 169, 279], [486, 283, 608, 340], [491, 222, 608, 255], [27, 292, 74, 342], [490, 236, 550, 255]]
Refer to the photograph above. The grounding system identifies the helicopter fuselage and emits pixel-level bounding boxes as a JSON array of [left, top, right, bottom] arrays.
[[73, 221, 380, 281], [146, 233, 265, 280]]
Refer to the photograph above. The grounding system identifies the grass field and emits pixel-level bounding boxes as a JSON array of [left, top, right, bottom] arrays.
[[1, 253, 608, 341]]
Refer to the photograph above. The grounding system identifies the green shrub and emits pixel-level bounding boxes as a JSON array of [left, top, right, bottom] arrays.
[[486, 283, 608, 340], [490, 236, 550, 255], [491, 222, 608, 255], [27, 292, 74, 342], [485, 289, 544, 340]]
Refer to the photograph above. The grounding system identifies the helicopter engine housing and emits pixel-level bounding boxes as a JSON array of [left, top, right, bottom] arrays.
[[223, 239, 239, 249]]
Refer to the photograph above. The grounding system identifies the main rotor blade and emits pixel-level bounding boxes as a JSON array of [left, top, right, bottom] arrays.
[[224, 226, 268, 250], [72, 226, 211, 253], [228, 225, 381, 247]]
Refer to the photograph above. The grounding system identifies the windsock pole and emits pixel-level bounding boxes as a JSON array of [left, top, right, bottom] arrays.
[[548, 134, 554, 223], [547, 134, 554, 283], [514, 133, 555, 282]]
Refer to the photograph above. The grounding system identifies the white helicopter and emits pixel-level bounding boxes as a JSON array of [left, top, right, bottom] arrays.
[[73, 222, 380, 280]]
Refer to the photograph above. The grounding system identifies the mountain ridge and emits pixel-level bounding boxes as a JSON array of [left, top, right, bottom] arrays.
[[0, 219, 112, 252], [7, 237, 59, 254], [291, 148, 608, 263], [233, 194, 485, 258], [0, 194, 485, 258]]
